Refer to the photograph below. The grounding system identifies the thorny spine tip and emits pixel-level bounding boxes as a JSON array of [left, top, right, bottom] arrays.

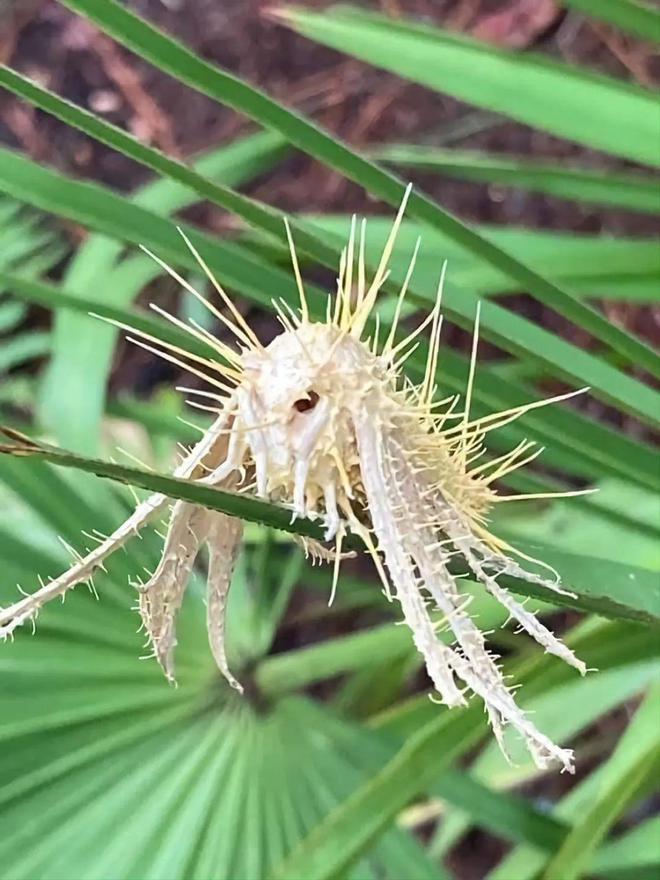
[[0, 184, 595, 772]]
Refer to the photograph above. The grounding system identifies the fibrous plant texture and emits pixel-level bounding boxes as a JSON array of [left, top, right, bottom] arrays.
[[0, 187, 591, 772]]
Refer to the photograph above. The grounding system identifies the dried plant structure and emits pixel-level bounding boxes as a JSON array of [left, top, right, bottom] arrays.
[[0, 188, 592, 772]]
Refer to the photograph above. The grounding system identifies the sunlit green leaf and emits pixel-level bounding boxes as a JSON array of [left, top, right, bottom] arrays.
[[279, 5, 660, 166], [371, 146, 660, 215]]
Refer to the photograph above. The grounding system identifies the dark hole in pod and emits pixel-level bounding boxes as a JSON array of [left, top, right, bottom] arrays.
[[294, 390, 320, 413]]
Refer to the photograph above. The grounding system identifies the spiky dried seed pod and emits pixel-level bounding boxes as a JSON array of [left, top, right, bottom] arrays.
[[0, 187, 593, 772]]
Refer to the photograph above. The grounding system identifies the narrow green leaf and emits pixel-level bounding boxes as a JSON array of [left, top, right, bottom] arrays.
[[325, 698, 576, 856], [371, 146, 660, 214], [498, 541, 660, 626], [592, 817, 660, 878], [497, 479, 660, 570], [300, 216, 660, 301], [0, 429, 323, 541], [431, 769, 568, 852], [0, 331, 50, 372], [0, 271, 217, 362], [108, 393, 658, 544], [542, 685, 660, 880], [0, 453, 110, 549], [3, 430, 658, 625], [562, 0, 660, 43], [0, 300, 27, 332], [256, 621, 424, 697], [0, 198, 63, 277], [280, 5, 660, 167]]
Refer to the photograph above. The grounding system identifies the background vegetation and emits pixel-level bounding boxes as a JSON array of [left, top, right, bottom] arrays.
[[0, 1, 658, 878]]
